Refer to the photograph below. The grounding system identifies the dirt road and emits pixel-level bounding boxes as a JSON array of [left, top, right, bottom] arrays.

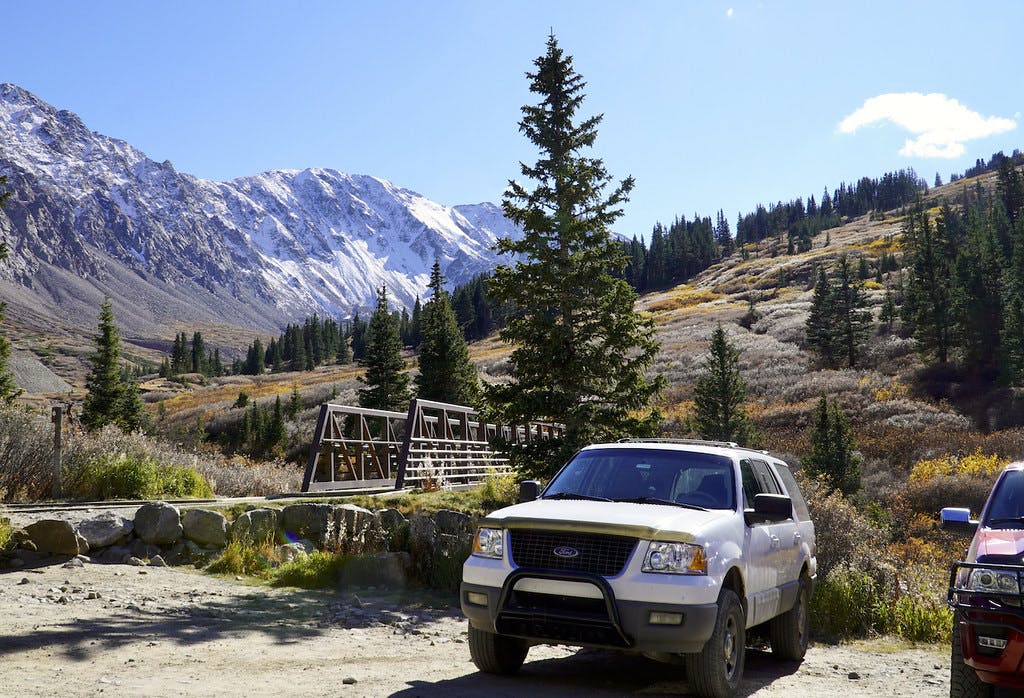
[[0, 562, 949, 697]]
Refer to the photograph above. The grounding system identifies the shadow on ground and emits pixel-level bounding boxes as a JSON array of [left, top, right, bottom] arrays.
[[392, 647, 804, 697]]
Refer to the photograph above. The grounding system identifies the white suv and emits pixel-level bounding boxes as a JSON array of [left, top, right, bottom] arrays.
[[461, 439, 817, 698]]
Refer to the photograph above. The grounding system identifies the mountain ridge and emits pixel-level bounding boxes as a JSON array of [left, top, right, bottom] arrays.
[[0, 83, 518, 342]]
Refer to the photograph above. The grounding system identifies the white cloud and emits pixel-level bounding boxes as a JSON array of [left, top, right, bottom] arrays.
[[726, 7, 734, 18], [837, 92, 1017, 159]]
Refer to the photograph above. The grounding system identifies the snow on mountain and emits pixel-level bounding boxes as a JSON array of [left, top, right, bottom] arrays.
[[0, 83, 519, 336]]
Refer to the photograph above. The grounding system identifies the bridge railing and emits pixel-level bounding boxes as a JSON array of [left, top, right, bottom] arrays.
[[301, 398, 563, 493]]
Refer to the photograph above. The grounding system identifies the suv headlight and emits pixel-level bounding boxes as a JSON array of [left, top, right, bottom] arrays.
[[642, 541, 706, 575], [968, 568, 1021, 595], [472, 527, 504, 559]]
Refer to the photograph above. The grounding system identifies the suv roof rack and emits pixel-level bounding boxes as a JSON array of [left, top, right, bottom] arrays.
[[616, 438, 771, 455]]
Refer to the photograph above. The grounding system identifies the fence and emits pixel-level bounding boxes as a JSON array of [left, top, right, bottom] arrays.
[[301, 398, 563, 493]]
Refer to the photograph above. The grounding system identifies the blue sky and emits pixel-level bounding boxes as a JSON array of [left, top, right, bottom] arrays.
[[4, 1, 1022, 240]]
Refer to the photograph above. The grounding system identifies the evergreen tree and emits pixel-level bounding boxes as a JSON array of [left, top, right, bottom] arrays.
[[804, 396, 861, 496], [879, 287, 898, 334], [486, 34, 664, 473], [831, 256, 873, 368], [690, 325, 756, 445], [358, 286, 410, 411], [410, 296, 423, 347], [805, 267, 839, 367], [903, 205, 956, 363], [82, 298, 146, 431], [0, 177, 21, 404], [287, 385, 302, 420], [415, 261, 480, 406], [336, 330, 352, 365], [191, 331, 206, 374]]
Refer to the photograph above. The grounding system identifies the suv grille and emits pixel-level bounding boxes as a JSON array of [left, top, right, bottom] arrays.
[[508, 530, 637, 576]]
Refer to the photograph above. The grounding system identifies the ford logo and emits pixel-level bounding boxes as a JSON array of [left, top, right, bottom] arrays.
[[553, 546, 579, 558]]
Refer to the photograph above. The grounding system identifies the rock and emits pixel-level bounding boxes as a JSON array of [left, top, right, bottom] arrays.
[[129, 539, 161, 561], [75, 554, 90, 564], [434, 509, 472, 539], [62, 557, 84, 569], [149, 555, 167, 567], [98, 545, 133, 564], [280, 504, 333, 545], [229, 508, 279, 546], [342, 677, 357, 685], [333, 504, 380, 555], [275, 540, 316, 563], [338, 552, 412, 590], [182, 508, 228, 548], [5, 557, 23, 569], [25, 520, 84, 556], [126, 557, 146, 566], [77, 513, 133, 548], [134, 502, 183, 545], [848, 672, 861, 680]]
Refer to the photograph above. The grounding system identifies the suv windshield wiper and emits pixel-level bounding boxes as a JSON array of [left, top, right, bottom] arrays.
[[612, 496, 708, 511], [987, 516, 1024, 527], [543, 492, 612, 502]]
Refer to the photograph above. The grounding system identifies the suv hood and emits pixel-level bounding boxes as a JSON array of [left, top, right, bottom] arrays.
[[480, 499, 733, 544], [974, 527, 1024, 562]]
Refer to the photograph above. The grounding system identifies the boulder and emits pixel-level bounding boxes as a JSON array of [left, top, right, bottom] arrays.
[[77, 513, 133, 548], [333, 504, 381, 554], [134, 502, 183, 545], [376, 508, 409, 552], [229, 508, 279, 546], [182, 509, 228, 548], [25, 520, 83, 556], [274, 539, 316, 563], [130, 539, 162, 561], [280, 504, 333, 545], [338, 552, 413, 589]]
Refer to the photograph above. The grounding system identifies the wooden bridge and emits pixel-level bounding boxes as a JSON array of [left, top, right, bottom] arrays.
[[301, 398, 563, 492]]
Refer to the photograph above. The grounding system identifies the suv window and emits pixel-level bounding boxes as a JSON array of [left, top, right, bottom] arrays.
[[740, 458, 781, 509], [773, 463, 811, 522]]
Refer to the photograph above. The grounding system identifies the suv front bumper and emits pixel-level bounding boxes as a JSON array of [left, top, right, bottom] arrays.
[[949, 561, 1024, 688], [462, 568, 719, 654]]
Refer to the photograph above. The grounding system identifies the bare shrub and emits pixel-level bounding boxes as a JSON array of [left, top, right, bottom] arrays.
[[799, 474, 885, 579], [0, 409, 55, 501], [196, 456, 302, 497]]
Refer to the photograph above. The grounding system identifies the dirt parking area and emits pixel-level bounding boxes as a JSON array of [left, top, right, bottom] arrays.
[[0, 562, 951, 697]]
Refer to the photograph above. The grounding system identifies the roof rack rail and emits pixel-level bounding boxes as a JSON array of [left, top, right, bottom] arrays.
[[617, 438, 739, 448], [615, 438, 772, 456]]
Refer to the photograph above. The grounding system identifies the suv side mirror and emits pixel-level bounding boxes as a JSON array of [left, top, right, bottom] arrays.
[[940, 507, 979, 534], [745, 493, 793, 524], [518, 480, 541, 502]]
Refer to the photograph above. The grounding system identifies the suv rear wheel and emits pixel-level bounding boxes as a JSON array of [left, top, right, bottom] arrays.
[[686, 588, 745, 698], [950, 615, 993, 698], [467, 623, 529, 674], [769, 574, 810, 661]]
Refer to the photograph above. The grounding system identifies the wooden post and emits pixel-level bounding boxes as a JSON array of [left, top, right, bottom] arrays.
[[51, 404, 64, 499]]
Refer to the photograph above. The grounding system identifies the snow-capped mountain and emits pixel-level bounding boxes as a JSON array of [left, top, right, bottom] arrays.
[[0, 83, 518, 337]]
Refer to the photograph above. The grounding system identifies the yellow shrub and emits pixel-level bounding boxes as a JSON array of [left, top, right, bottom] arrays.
[[874, 381, 908, 402], [910, 449, 1007, 482], [647, 287, 721, 313]]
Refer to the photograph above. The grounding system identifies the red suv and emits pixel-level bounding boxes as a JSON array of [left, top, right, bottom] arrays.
[[943, 462, 1024, 697]]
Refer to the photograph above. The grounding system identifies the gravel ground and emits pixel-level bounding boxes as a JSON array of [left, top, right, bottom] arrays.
[[0, 561, 953, 697]]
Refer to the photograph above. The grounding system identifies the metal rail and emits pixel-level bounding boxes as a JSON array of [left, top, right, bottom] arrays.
[[302, 398, 564, 493]]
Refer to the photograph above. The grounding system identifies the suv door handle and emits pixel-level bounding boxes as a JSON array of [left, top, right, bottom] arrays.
[[770, 535, 781, 549], [793, 532, 802, 547]]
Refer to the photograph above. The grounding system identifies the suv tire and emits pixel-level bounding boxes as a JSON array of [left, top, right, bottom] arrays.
[[468, 623, 529, 674], [769, 574, 810, 661], [950, 615, 993, 698], [686, 588, 745, 698]]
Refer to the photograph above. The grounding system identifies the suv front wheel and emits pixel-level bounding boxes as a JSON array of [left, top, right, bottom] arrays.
[[686, 588, 745, 698], [468, 623, 529, 674]]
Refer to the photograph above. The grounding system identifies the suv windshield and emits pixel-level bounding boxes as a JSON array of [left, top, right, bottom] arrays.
[[983, 469, 1024, 528], [545, 448, 736, 510]]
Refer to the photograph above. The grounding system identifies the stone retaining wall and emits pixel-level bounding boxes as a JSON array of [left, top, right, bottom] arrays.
[[0, 502, 476, 590]]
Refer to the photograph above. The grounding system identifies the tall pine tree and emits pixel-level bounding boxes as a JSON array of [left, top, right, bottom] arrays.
[[486, 34, 664, 473], [358, 286, 410, 411], [804, 396, 861, 496], [81, 298, 146, 431], [690, 325, 756, 445], [415, 261, 480, 406]]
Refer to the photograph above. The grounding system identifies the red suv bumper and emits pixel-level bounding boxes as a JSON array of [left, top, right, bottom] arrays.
[[950, 561, 1024, 688]]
